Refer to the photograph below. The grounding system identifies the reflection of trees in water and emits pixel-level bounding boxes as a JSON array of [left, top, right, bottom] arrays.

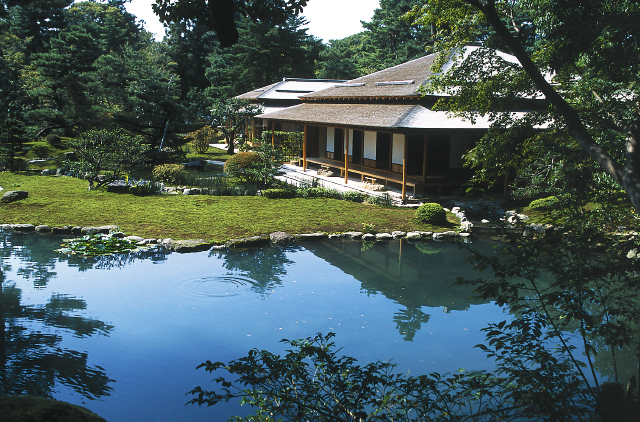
[[62, 247, 170, 272], [393, 307, 431, 342], [211, 246, 296, 295], [0, 232, 117, 399], [1, 233, 61, 288], [0, 272, 114, 398]]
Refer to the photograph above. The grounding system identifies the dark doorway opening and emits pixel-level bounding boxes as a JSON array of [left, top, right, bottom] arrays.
[[426, 135, 450, 176], [334, 128, 344, 161], [376, 132, 391, 171], [406, 135, 424, 176]]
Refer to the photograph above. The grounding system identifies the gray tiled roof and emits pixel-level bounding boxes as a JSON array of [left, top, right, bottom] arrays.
[[257, 103, 498, 130], [302, 53, 439, 100]]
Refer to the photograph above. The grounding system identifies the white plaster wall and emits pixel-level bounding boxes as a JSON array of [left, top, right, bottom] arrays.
[[326, 127, 335, 153], [391, 133, 405, 165], [363, 131, 376, 159]]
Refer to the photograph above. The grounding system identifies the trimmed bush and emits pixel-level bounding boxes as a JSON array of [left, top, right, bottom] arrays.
[[152, 164, 187, 184], [223, 152, 263, 179], [341, 191, 366, 203], [262, 188, 296, 199], [416, 202, 447, 225], [296, 187, 342, 199], [529, 196, 559, 211]]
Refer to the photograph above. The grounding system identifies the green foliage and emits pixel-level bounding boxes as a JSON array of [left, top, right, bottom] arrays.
[[45, 134, 62, 147], [416, 202, 447, 224], [261, 130, 303, 161], [405, 0, 640, 213], [242, 143, 285, 188], [128, 179, 162, 196], [67, 129, 148, 190], [56, 233, 143, 257], [341, 190, 367, 203], [296, 186, 342, 199], [210, 98, 262, 154], [223, 151, 264, 179], [361, 222, 377, 234], [152, 164, 188, 185], [261, 188, 296, 199], [528, 195, 559, 211], [189, 225, 640, 421], [187, 126, 218, 154]]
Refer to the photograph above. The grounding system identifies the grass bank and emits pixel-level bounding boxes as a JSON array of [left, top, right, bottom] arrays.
[[0, 173, 458, 243]]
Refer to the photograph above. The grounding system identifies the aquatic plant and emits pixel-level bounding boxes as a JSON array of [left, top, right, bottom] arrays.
[[56, 234, 144, 257]]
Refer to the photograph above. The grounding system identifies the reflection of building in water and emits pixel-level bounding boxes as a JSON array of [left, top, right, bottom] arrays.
[[304, 239, 491, 341]]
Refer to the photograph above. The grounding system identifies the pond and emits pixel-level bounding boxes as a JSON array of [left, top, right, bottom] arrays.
[[1, 230, 510, 421]]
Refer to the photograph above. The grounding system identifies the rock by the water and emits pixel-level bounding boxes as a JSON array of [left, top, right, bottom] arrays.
[[295, 233, 328, 241], [391, 231, 406, 238], [81, 225, 119, 235], [71, 226, 83, 235], [51, 226, 73, 235], [376, 233, 393, 241], [362, 233, 376, 241], [226, 235, 270, 248], [126, 235, 144, 242], [165, 239, 212, 253], [343, 231, 363, 239], [5, 224, 36, 232], [406, 231, 422, 240], [328, 233, 343, 239], [270, 231, 295, 244], [35, 225, 51, 233], [1, 190, 28, 203]]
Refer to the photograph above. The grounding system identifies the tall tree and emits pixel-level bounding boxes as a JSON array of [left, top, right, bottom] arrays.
[[205, 15, 322, 99], [152, 0, 309, 47], [405, 0, 640, 212]]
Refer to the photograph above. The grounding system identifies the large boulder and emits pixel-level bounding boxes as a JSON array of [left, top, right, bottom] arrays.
[[270, 231, 295, 245], [81, 225, 120, 235], [163, 238, 212, 252], [1, 190, 28, 203]]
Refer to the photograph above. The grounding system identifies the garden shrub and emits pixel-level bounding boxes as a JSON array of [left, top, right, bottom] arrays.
[[187, 126, 217, 154], [152, 164, 187, 184], [45, 134, 62, 147], [529, 196, 559, 211], [128, 179, 162, 196], [341, 191, 366, 203], [262, 188, 296, 199], [416, 202, 447, 225], [296, 187, 341, 199], [223, 152, 263, 179], [366, 193, 394, 207]]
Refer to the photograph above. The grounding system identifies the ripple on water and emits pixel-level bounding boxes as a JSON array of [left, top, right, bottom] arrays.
[[182, 275, 259, 298]]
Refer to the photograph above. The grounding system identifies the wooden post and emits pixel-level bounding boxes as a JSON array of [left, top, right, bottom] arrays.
[[344, 129, 349, 184], [251, 118, 256, 140], [402, 135, 407, 202], [303, 125, 307, 172]]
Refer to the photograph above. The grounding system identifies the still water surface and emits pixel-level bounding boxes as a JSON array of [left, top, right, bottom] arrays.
[[1, 231, 508, 421]]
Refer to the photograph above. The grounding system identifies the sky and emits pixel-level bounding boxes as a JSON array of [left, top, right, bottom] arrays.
[[124, 0, 380, 42]]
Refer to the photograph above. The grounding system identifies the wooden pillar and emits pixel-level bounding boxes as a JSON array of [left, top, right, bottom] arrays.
[[402, 135, 407, 202], [303, 125, 307, 172], [251, 118, 256, 140], [344, 129, 349, 184]]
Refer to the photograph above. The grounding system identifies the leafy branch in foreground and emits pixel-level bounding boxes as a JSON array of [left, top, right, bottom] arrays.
[[189, 225, 640, 421]]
